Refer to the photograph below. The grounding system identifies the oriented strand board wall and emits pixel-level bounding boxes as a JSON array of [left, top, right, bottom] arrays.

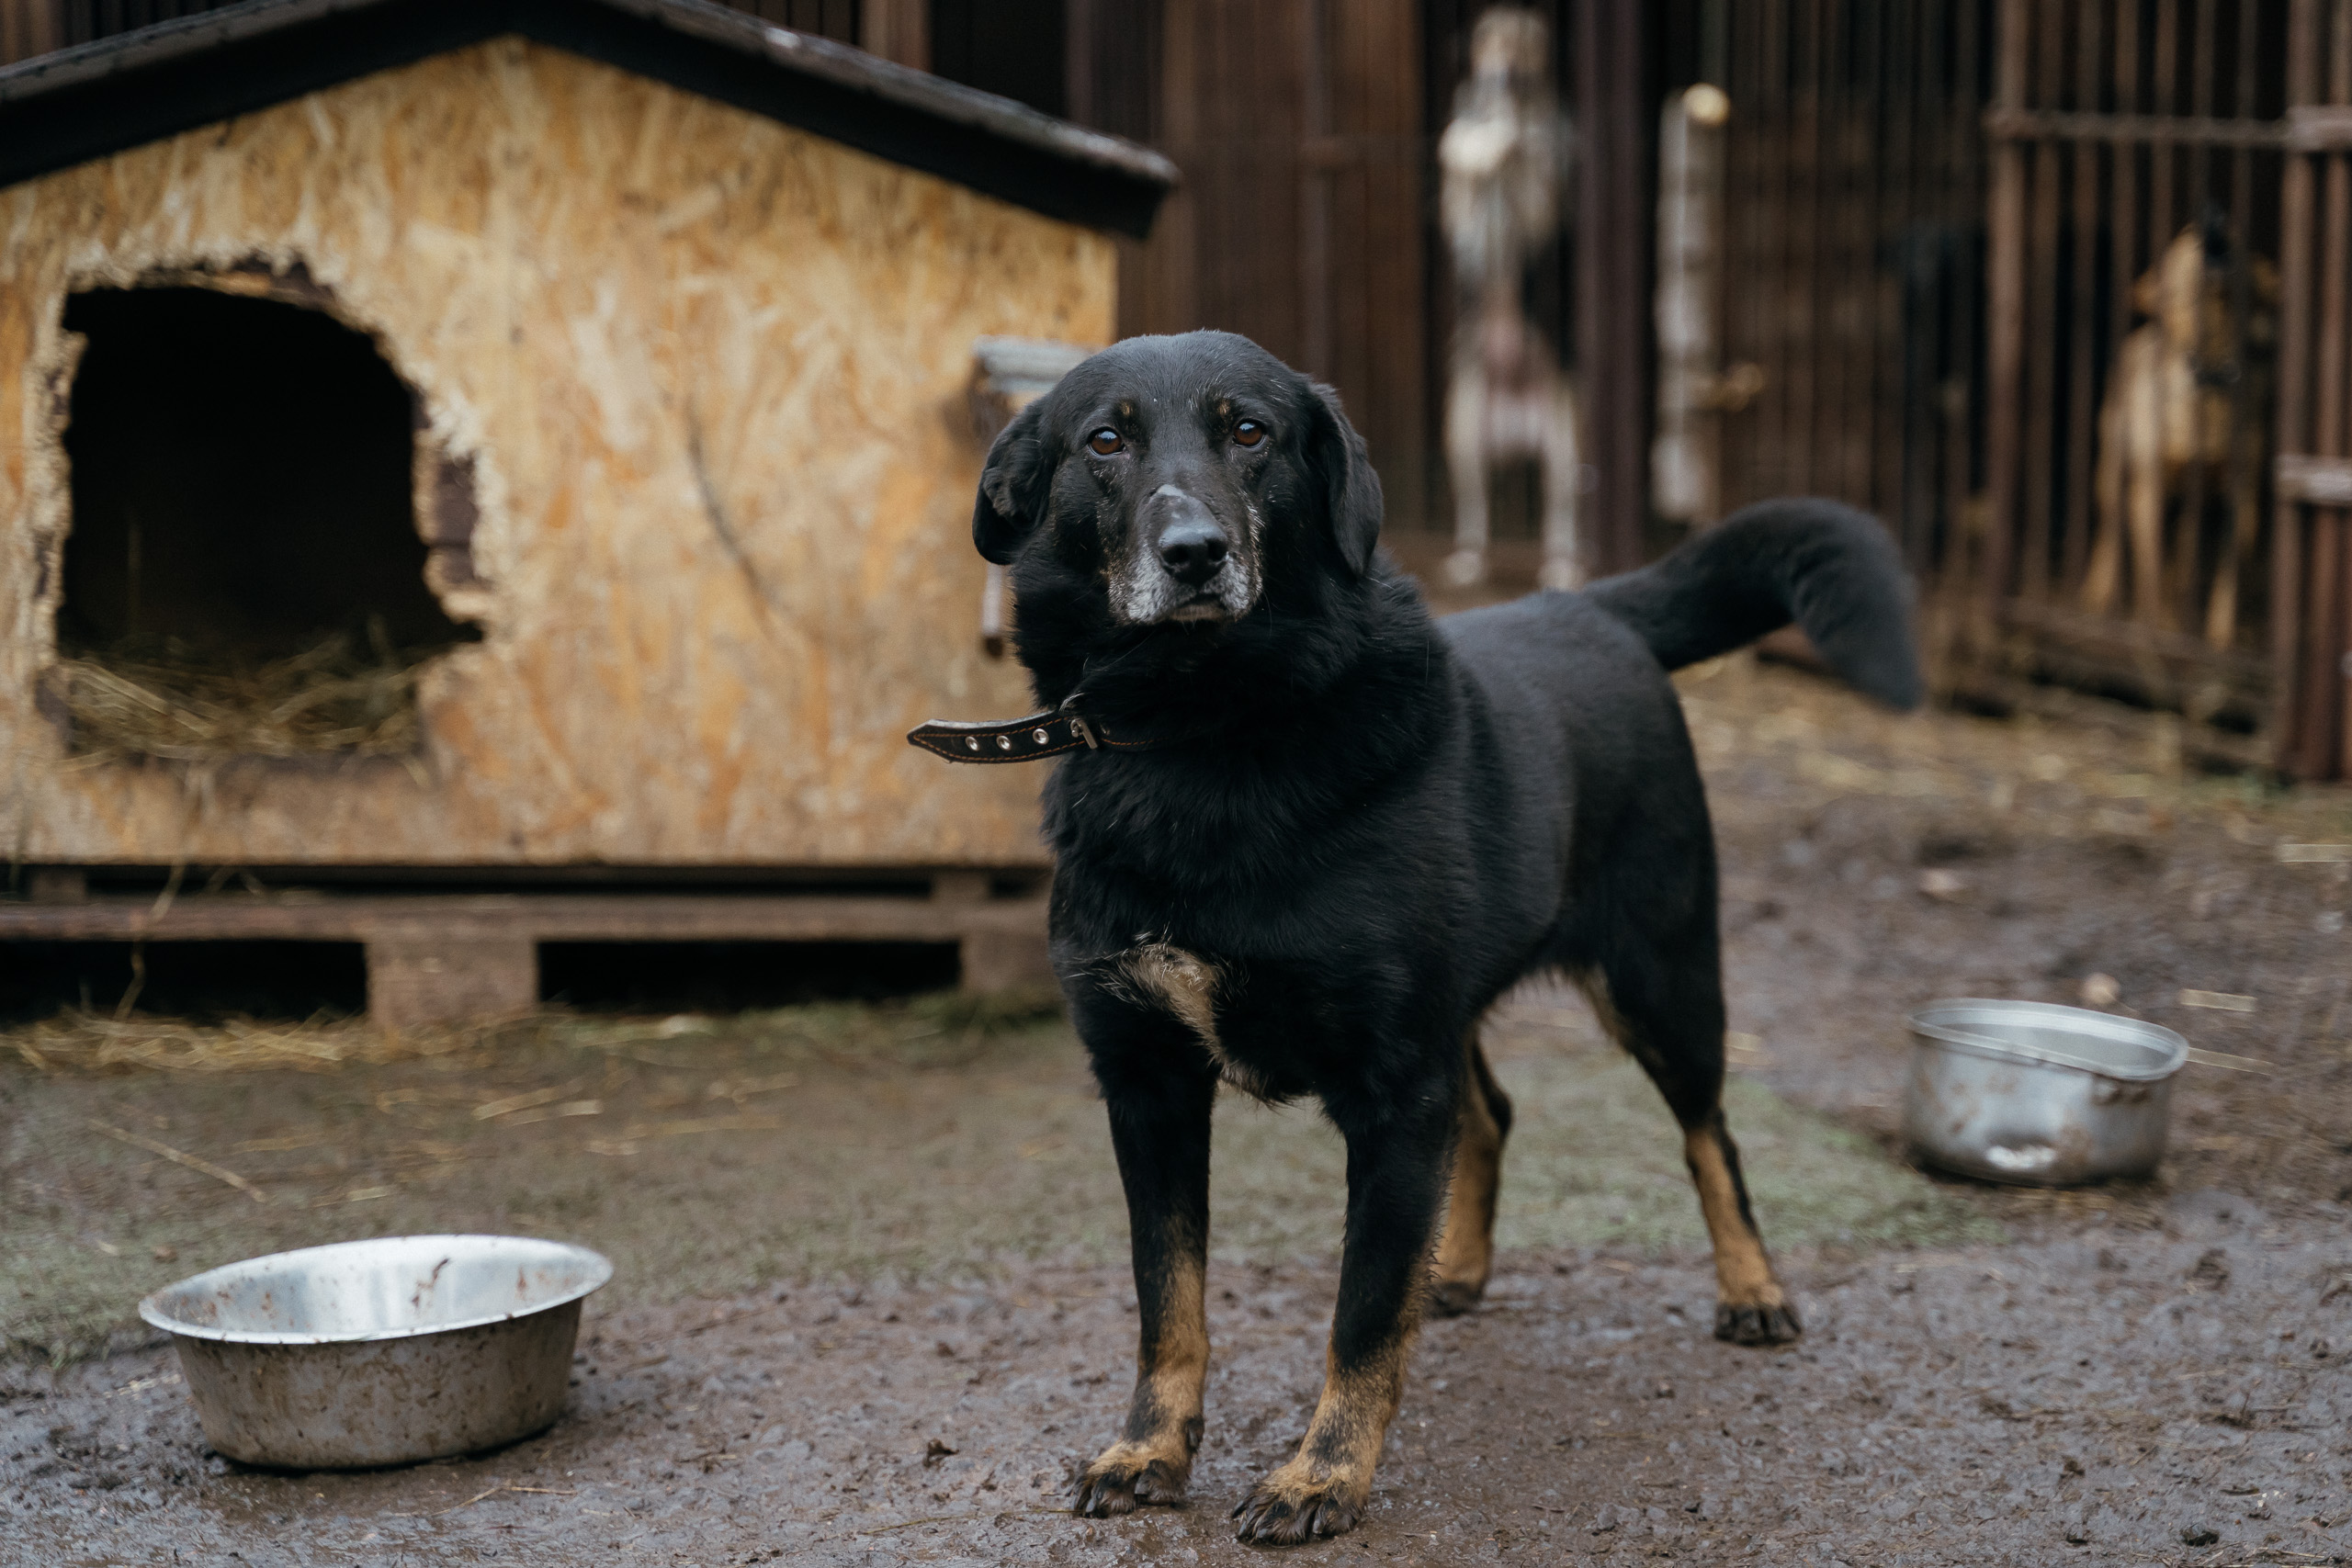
[[0, 39, 1114, 867]]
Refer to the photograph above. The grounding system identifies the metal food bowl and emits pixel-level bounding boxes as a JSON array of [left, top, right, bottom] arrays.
[[138, 1235, 612, 1469], [1903, 999, 2188, 1186]]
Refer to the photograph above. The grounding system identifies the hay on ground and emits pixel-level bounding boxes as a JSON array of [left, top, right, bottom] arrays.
[[56, 628, 451, 764], [11, 1011, 484, 1075]]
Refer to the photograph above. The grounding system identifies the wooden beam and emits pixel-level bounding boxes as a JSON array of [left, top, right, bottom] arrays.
[[0, 891, 1048, 945], [1574, 0, 1657, 576], [368, 936, 537, 1030], [1981, 0, 2030, 609]]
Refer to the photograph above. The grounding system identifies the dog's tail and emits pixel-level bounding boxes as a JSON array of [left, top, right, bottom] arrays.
[[1583, 497, 1923, 709]]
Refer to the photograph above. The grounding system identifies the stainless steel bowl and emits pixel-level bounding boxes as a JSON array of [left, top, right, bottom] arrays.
[[1903, 999, 2188, 1186], [138, 1235, 612, 1469]]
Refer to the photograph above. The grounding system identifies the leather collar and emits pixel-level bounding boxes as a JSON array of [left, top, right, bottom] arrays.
[[908, 696, 1193, 763]]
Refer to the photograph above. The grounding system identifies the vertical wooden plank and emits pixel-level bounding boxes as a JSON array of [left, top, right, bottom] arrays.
[[1155, 0, 1201, 336], [1821, 0, 1856, 503], [2212, 0, 2263, 648], [2021, 0, 2066, 599], [1298, 0, 1332, 382], [1575, 0, 1657, 574], [1766, 0, 1804, 498], [1738, 0, 1789, 500], [1066, 0, 1163, 343], [1, 0, 63, 65], [2110, 0, 2143, 561], [1772, 0, 1797, 501], [1856, 0, 1888, 513], [1838, 0, 1876, 506], [1879, 0, 1912, 531], [2168, 0, 2221, 629], [858, 0, 927, 69], [1906, 0, 1937, 532], [1883, 0, 1917, 540], [1943, 0, 1988, 582], [2304, 0, 2352, 773], [2274, 0, 2320, 767], [1170, 0, 1306, 364], [2062, 0, 2106, 594], [1984, 0, 2031, 604], [1368, 0, 1424, 523], [1792, 0, 1825, 497], [1723, 0, 1746, 503], [2327, 0, 2352, 772], [2151, 0, 2181, 278]]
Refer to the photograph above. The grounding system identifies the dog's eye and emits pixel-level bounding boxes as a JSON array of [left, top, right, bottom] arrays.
[[1088, 428, 1124, 456], [1233, 420, 1266, 448]]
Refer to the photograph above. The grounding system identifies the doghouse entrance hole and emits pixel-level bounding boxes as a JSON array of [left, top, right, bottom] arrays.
[[539, 942, 964, 1012], [54, 286, 478, 761]]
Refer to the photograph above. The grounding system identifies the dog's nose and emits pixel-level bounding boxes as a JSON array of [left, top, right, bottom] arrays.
[[1157, 518, 1230, 587]]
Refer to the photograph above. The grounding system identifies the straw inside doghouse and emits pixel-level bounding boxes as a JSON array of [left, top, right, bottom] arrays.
[[57, 625, 447, 764]]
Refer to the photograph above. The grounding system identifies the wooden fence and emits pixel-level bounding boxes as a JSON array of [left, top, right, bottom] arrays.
[[2272, 0, 2352, 778]]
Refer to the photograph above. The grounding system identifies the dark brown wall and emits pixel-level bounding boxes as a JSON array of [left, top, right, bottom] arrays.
[[932, 0, 1062, 117], [716, 0, 859, 42], [0, 1, 864, 62], [0, 0, 57, 63], [3, 0, 239, 61], [1069, 0, 1430, 525]]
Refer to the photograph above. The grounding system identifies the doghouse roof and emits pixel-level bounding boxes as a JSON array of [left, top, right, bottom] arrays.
[[0, 0, 1179, 238]]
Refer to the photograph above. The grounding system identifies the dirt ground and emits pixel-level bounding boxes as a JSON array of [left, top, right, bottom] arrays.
[[5, 657, 2351, 1565]]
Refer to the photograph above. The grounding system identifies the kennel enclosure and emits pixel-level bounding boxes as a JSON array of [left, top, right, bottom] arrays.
[[0, 0, 1174, 1022]]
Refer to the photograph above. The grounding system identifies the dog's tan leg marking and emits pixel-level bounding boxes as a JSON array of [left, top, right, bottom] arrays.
[[1114, 943, 1220, 1044], [1075, 1249, 1207, 1515], [1231, 1337, 1410, 1544], [1575, 964, 1800, 1347], [2083, 364, 2133, 615], [2126, 348, 2174, 628], [1430, 1031, 1510, 1316], [1111, 942, 1279, 1099], [1685, 1116, 1802, 1345]]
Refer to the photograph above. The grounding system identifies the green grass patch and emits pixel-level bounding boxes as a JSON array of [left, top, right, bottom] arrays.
[[2, 999, 1994, 1364]]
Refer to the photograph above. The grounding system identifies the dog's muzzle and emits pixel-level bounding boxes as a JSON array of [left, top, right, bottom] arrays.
[[1114, 488, 1255, 626]]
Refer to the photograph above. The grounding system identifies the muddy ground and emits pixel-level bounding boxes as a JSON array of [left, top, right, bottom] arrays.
[[5, 657, 2351, 1565]]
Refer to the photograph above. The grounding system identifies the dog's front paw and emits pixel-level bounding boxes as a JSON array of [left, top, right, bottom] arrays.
[[1230, 1461, 1369, 1544], [1713, 1294, 1803, 1346], [1073, 1441, 1191, 1517]]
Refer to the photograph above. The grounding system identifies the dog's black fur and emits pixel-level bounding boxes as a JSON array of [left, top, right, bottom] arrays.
[[971, 330, 1921, 1544]]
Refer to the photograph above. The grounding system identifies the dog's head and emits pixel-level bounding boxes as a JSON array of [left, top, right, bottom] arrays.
[[973, 333, 1382, 656]]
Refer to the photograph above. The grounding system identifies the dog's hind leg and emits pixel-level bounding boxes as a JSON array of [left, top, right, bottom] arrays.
[[1073, 1045, 1217, 1517], [1442, 360, 1492, 587], [1430, 1025, 1514, 1316], [1537, 379, 1584, 591], [1577, 952, 1801, 1348]]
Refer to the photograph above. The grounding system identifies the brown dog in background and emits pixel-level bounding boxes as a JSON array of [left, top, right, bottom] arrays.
[[2081, 216, 2278, 649]]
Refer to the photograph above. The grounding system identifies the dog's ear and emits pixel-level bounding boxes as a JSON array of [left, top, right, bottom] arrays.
[[974, 397, 1056, 565], [1310, 381, 1384, 577]]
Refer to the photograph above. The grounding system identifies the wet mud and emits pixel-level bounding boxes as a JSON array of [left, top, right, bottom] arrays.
[[6, 1201, 2348, 1565]]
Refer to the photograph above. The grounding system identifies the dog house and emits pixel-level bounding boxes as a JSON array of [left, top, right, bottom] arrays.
[[0, 0, 1173, 1023]]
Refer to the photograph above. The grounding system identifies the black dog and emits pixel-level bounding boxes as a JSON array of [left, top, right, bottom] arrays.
[[953, 330, 1919, 1544]]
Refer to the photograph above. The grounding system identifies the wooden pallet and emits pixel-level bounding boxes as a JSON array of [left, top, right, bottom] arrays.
[[0, 882, 1052, 1030]]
